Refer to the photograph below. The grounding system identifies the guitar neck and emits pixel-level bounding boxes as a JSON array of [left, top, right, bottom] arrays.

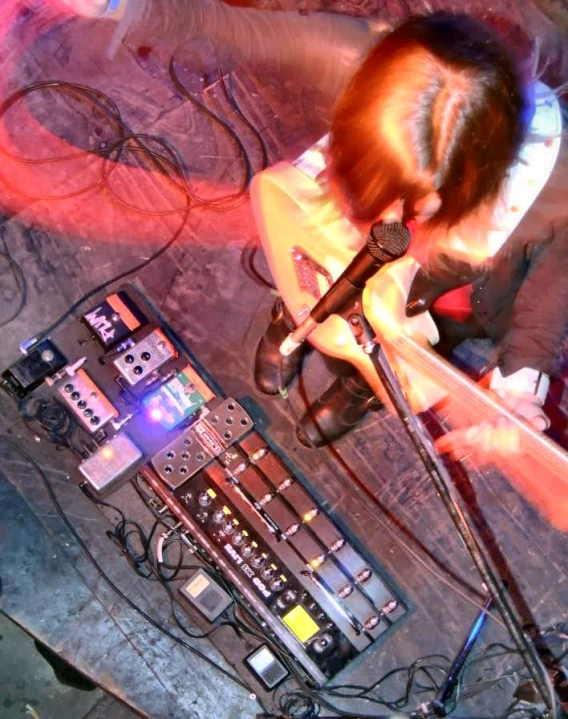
[[390, 334, 568, 478]]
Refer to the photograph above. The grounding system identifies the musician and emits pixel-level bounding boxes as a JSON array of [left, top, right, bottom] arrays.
[[61, 2, 568, 455]]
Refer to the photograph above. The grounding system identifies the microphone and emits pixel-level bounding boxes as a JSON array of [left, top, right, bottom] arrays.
[[280, 221, 411, 356]]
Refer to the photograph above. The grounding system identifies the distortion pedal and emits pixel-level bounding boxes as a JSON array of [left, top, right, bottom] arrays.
[[142, 364, 215, 430], [82, 290, 147, 349]]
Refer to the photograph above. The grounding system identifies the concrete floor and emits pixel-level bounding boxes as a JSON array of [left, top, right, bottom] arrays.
[[0, 613, 139, 719]]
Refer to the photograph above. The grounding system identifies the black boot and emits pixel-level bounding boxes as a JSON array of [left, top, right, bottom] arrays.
[[254, 298, 311, 395], [296, 372, 383, 448]]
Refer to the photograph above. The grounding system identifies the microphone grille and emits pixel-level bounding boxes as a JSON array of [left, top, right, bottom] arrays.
[[367, 221, 411, 262]]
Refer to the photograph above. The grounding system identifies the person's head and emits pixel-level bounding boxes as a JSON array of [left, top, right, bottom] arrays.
[[328, 12, 529, 234]]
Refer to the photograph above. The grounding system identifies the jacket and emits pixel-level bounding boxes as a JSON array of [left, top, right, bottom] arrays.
[[407, 136, 568, 377]]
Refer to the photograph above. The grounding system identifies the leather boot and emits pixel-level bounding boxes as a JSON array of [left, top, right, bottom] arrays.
[[253, 298, 310, 395], [296, 372, 383, 448]]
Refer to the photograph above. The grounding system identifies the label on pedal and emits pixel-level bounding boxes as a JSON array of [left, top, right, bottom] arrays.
[[194, 423, 224, 455], [82, 291, 147, 349]]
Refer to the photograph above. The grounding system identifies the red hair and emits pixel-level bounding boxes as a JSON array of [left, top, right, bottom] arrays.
[[329, 12, 527, 229]]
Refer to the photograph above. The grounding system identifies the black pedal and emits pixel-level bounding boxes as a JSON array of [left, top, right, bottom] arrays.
[[1, 340, 67, 399], [178, 568, 233, 622]]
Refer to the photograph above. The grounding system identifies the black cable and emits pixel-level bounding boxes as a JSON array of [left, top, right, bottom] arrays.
[[168, 58, 252, 205], [217, 70, 270, 172], [240, 237, 276, 290], [169, 593, 235, 640], [158, 536, 186, 582], [0, 437, 255, 694], [79, 482, 126, 526], [0, 242, 27, 329], [19, 396, 76, 449]]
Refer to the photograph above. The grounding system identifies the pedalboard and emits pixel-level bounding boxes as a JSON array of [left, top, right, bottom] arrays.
[[1, 283, 407, 687]]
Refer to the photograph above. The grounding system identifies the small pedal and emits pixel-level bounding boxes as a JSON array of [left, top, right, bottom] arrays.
[[82, 290, 147, 349], [113, 329, 177, 385], [56, 369, 118, 433], [78, 432, 143, 494]]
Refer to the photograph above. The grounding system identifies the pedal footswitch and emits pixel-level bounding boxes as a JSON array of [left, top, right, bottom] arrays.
[[245, 645, 290, 690]]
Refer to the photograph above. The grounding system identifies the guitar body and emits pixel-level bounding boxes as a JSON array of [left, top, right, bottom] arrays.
[[250, 156, 442, 409]]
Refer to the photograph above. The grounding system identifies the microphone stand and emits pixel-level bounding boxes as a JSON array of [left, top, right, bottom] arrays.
[[346, 312, 555, 715], [411, 596, 493, 718]]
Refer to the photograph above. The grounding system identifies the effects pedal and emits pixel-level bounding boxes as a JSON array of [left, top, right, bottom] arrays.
[[55, 368, 118, 433], [113, 329, 177, 385], [78, 433, 143, 494], [150, 398, 253, 490]]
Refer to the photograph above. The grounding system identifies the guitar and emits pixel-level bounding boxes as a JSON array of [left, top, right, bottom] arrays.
[[250, 84, 568, 531]]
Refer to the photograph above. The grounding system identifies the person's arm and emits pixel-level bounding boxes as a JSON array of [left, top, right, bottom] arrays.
[[495, 221, 568, 378]]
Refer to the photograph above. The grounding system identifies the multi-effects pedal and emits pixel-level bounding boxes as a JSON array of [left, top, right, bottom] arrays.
[[141, 426, 405, 684]]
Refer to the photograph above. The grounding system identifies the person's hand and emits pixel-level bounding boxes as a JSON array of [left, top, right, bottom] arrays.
[[435, 390, 550, 462]]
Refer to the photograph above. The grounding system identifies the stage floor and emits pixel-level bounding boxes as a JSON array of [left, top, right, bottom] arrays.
[[0, 1, 567, 717]]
